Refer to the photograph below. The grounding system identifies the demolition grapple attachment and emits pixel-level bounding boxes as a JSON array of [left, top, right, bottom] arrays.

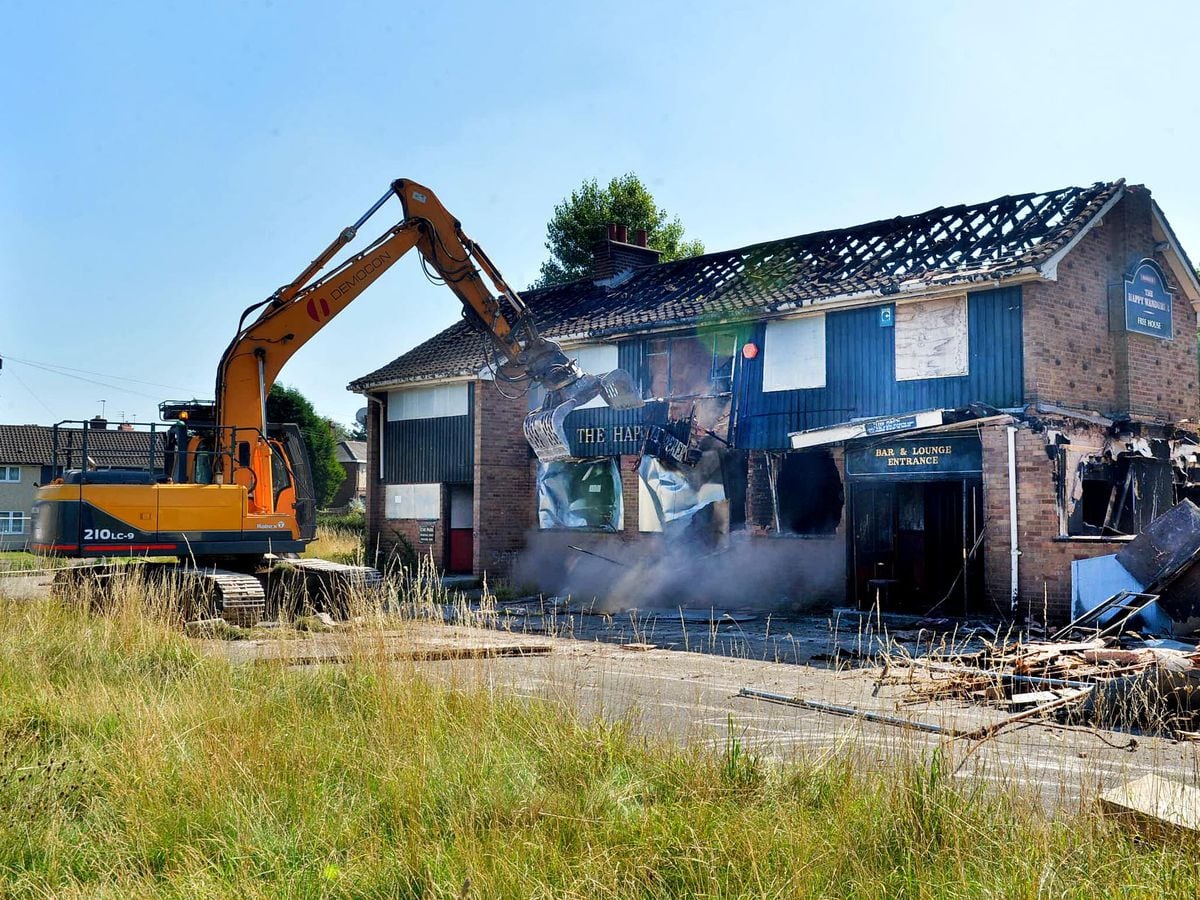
[[523, 369, 643, 463]]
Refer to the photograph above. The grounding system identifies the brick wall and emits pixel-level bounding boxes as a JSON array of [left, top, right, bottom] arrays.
[[1023, 187, 1198, 422], [978, 421, 1135, 625], [474, 380, 534, 580]]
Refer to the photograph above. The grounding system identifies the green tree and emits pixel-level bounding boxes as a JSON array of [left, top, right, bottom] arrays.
[[532, 173, 704, 287], [266, 383, 345, 508]]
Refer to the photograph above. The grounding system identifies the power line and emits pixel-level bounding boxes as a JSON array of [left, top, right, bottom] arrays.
[[0, 352, 203, 395], [5, 368, 56, 417], [3, 357, 164, 401]]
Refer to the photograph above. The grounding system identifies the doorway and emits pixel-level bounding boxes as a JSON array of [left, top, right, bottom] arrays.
[[848, 478, 983, 614], [447, 484, 473, 574]]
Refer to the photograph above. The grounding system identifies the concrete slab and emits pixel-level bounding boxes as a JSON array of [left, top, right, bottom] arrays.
[[1100, 773, 1200, 837]]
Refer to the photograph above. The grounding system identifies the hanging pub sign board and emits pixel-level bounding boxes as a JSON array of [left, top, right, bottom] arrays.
[[845, 433, 982, 478], [1124, 258, 1173, 339]]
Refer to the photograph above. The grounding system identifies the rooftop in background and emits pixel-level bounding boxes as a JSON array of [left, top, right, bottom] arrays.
[[336, 440, 368, 464], [351, 179, 1151, 390], [0, 424, 160, 468]]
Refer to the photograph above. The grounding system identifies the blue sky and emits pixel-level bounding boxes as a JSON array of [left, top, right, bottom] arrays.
[[3, 0, 1198, 427]]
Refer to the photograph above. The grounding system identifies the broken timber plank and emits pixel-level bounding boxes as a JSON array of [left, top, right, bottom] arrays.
[[253, 643, 552, 667], [737, 685, 1093, 742], [1100, 773, 1200, 838]]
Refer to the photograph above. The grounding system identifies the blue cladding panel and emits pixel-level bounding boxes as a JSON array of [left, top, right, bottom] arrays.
[[384, 384, 475, 484], [734, 287, 1023, 449]]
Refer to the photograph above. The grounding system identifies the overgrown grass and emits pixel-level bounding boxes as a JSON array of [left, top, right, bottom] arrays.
[[0, 589, 1198, 896], [301, 524, 364, 566]]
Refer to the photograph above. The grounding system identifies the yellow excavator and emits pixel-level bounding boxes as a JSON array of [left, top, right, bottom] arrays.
[[32, 179, 642, 622]]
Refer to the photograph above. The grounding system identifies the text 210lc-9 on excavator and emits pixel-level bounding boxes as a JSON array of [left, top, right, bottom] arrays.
[[32, 179, 643, 624]]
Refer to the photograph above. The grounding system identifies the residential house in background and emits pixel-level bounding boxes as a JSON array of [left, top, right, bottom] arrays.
[[0, 419, 157, 550], [350, 180, 1200, 624], [331, 440, 368, 510]]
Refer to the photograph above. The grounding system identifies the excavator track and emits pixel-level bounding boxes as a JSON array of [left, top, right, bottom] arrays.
[[51, 562, 266, 627], [263, 557, 385, 619], [183, 567, 267, 627]]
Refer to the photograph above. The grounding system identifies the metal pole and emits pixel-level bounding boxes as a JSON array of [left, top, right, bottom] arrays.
[[1007, 425, 1019, 613]]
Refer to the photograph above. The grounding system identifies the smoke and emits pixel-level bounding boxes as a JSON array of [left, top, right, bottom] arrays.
[[512, 521, 844, 614]]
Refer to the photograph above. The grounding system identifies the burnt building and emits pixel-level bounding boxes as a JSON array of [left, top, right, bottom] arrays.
[[350, 180, 1200, 624]]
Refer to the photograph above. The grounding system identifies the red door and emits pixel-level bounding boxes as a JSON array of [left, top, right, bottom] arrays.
[[448, 528, 472, 573]]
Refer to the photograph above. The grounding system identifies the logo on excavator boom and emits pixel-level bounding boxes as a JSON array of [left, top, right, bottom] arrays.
[[307, 250, 393, 320]]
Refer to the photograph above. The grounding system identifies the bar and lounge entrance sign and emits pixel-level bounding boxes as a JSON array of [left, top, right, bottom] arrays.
[[845, 434, 982, 478], [1124, 258, 1173, 339]]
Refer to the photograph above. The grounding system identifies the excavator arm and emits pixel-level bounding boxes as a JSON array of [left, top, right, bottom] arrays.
[[211, 179, 641, 506]]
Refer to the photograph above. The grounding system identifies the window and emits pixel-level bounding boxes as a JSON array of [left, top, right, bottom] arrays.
[[0, 512, 26, 534], [762, 315, 826, 391], [775, 452, 843, 535], [0, 467, 19, 483], [1061, 451, 1173, 537], [385, 483, 441, 520], [645, 331, 739, 399], [387, 383, 469, 421], [638, 457, 726, 532], [537, 459, 622, 531], [894, 295, 969, 381]]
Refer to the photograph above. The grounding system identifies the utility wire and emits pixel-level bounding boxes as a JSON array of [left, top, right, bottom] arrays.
[[5, 368, 56, 417], [2, 358, 165, 401], [0, 352, 202, 395]]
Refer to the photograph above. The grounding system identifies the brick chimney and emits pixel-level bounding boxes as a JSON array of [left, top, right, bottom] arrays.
[[89, 416, 108, 430], [117, 422, 134, 432], [591, 223, 661, 282]]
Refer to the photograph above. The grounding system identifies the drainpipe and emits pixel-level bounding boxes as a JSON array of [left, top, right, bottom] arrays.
[[369, 394, 386, 481], [1007, 425, 1019, 612]]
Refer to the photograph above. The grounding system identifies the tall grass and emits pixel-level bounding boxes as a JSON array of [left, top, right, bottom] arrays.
[[301, 524, 364, 565], [0, 584, 1198, 896]]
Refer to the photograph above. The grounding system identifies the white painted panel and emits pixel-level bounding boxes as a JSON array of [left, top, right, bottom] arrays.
[[894, 295, 969, 381], [385, 483, 441, 519], [386, 383, 469, 421], [448, 485, 473, 529], [762, 315, 826, 391], [569, 344, 620, 410]]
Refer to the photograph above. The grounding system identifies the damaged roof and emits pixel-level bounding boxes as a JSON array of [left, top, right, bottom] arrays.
[[351, 180, 1124, 390]]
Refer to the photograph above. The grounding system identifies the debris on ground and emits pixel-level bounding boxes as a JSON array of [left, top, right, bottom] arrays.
[[1100, 773, 1200, 838]]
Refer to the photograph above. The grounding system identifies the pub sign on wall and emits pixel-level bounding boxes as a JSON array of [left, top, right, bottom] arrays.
[[1124, 258, 1173, 339]]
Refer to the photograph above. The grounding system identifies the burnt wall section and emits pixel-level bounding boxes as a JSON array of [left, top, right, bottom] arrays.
[[734, 286, 1024, 449]]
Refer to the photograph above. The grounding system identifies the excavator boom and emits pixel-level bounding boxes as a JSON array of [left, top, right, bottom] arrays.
[[214, 179, 641, 483]]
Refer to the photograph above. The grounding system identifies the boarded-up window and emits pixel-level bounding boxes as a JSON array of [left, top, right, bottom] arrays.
[[385, 483, 441, 519], [570, 344, 619, 410], [387, 383, 469, 421], [894, 296, 969, 381], [762, 315, 826, 391]]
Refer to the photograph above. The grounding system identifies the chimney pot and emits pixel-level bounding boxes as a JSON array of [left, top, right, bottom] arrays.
[[607, 223, 618, 241], [615, 224, 629, 244], [634, 228, 648, 247]]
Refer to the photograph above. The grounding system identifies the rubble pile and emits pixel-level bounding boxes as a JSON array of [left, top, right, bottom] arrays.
[[884, 635, 1200, 735]]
